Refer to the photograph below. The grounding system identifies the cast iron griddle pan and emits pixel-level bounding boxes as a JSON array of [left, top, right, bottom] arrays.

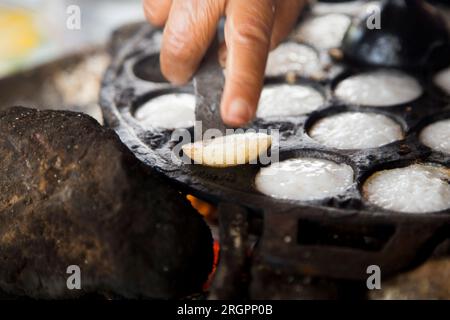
[[100, 4, 450, 280]]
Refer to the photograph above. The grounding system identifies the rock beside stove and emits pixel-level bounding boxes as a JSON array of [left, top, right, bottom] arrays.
[[0, 107, 213, 299]]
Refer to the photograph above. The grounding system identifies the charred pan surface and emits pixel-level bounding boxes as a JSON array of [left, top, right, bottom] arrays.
[[0, 107, 213, 299]]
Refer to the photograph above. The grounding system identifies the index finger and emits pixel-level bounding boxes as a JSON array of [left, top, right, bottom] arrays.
[[143, 0, 172, 27], [221, 0, 275, 127]]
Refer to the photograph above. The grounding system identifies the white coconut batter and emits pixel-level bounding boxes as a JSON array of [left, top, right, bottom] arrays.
[[433, 67, 450, 95], [363, 164, 450, 213], [255, 158, 354, 201], [309, 112, 403, 149], [135, 93, 196, 129], [335, 70, 423, 107], [420, 119, 450, 154], [294, 13, 352, 49], [257, 84, 325, 119], [265, 42, 322, 78]]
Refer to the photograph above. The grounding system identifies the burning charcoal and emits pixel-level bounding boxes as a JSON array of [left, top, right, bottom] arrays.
[[0, 107, 213, 299]]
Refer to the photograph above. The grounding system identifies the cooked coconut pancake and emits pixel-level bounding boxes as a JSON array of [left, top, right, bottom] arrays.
[[420, 119, 450, 154], [294, 13, 351, 49], [182, 132, 272, 167], [433, 67, 450, 95], [335, 70, 423, 107], [265, 42, 322, 78], [363, 164, 450, 213], [135, 93, 195, 129], [257, 84, 324, 119], [309, 112, 403, 150], [255, 158, 354, 201]]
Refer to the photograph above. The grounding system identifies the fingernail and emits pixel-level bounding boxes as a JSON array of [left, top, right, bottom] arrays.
[[226, 99, 252, 126]]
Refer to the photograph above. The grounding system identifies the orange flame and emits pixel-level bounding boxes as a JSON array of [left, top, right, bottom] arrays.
[[186, 195, 220, 291], [187, 195, 216, 218], [203, 240, 220, 291]]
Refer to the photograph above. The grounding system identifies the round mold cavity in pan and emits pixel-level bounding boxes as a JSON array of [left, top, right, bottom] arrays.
[[414, 110, 450, 157], [251, 78, 330, 143], [411, 109, 450, 136], [256, 81, 328, 121], [251, 148, 361, 208], [360, 160, 450, 215], [254, 160, 354, 203], [330, 68, 426, 108], [328, 67, 450, 130], [286, 8, 351, 80], [304, 104, 409, 138], [126, 86, 196, 149], [131, 86, 195, 129], [292, 12, 352, 51], [306, 108, 406, 151], [133, 53, 167, 83], [264, 42, 326, 81], [250, 78, 329, 145], [119, 54, 174, 98], [428, 65, 450, 101]]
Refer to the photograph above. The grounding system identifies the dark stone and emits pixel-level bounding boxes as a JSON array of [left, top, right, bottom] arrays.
[[0, 107, 213, 299]]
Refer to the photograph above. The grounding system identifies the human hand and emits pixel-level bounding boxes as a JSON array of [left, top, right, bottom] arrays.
[[144, 0, 305, 127]]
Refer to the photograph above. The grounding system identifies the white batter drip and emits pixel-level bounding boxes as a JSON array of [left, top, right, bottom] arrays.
[[309, 112, 404, 149], [257, 84, 325, 119], [420, 119, 450, 154], [363, 164, 450, 213], [135, 93, 196, 129], [335, 70, 423, 107], [255, 158, 354, 201]]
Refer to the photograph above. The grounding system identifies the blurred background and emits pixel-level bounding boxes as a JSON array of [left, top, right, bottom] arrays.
[[0, 0, 144, 77]]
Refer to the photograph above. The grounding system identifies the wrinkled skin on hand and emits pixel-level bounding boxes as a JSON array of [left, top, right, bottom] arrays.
[[143, 0, 305, 127]]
